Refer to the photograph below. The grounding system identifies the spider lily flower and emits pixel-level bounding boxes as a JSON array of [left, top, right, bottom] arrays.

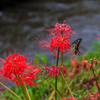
[[36, 34, 70, 54], [43, 20, 79, 36], [0, 53, 41, 86], [45, 65, 67, 77], [61, 97, 74, 100], [83, 57, 98, 71]]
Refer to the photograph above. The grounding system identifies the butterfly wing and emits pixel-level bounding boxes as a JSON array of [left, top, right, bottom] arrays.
[[70, 38, 82, 55], [76, 51, 81, 56], [75, 38, 82, 51]]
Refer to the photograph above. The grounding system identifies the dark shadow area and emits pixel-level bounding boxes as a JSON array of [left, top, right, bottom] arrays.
[[0, 0, 81, 10], [0, 0, 28, 10]]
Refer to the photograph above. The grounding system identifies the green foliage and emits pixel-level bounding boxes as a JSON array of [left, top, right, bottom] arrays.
[[83, 40, 100, 59], [34, 53, 48, 64]]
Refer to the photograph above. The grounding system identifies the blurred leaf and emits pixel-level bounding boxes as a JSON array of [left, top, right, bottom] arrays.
[[35, 53, 48, 64]]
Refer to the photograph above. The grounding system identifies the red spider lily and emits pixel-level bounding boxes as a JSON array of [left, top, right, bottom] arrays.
[[95, 92, 100, 97], [43, 20, 79, 36], [61, 97, 74, 100], [82, 92, 100, 100], [37, 34, 70, 54], [83, 58, 98, 71], [0, 53, 41, 86], [68, 58, 85, 78], [70, 57, 85, 67], [90, 57, 98, 67], [83, 60, 90, 70], [45, 65, 67, 77], [70, 58, 80, 66]]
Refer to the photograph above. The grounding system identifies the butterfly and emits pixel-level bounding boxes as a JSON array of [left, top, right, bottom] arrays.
[[70, 38, 82, 56]]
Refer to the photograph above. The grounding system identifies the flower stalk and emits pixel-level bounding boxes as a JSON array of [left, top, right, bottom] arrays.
[[60, 71, 75, 99], [55, 49, 60, 100], [91, 62, 100, 94], [0, 82, 22, 100], [43, 73, 62, 99], [24, 81, 31, 100], [61, 51, 64, 97], [15, 74, 29, 100]]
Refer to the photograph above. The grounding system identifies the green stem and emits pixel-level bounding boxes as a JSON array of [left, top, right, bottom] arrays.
[[61, 32, 64, 97], [15, 74, 29, 100], [91, 64, 100, 94], [43, 74, 62, 99], [55, 49, 60, 100], [56, 49, 59, 66], [61, 51, 64, 97], [60, 71, 75, 99]]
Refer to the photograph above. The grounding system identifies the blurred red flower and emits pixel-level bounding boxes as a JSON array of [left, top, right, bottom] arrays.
[[45, 65, 67, 77], [82, 92, 100, 100], [68, 58, 85, 78], [44, 20, 79, 36], [37, 34, 70, 54], [61, 97, 74, 100], [83, 57, 98, 71], [0, 53, 41, 86]]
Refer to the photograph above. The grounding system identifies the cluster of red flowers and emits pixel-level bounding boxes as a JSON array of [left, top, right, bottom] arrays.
[[68, 58, 84, 78], [37, 20, 79, 54], [36, 20, 81, 78], [0, 53, 41, 86], [61, 92, 100, 100], [61, 97, 74, 100], [0, 21, 80, 86], [0, 21, 83, 100], [45, 65, 67, 77], [44, 20, 78, 36], [83, 57, 98, 71], [82, 92, 100, 100]]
